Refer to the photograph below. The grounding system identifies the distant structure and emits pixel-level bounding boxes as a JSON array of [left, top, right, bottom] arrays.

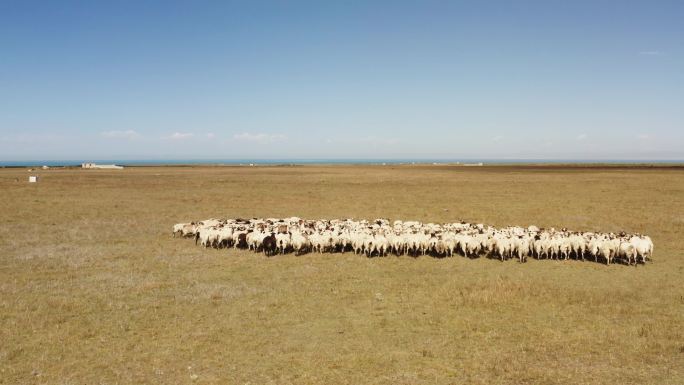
[[463, 162, 484, 166], [28, 176, 38, 183], [81, 162, 124, 169]]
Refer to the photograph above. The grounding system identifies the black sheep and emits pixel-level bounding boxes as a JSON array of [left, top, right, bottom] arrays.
[[236, 231, 250, 249], [262, 232, 277, 256]]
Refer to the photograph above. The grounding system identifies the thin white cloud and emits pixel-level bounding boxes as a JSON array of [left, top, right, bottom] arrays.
[[101, 130, 140, 140], [576, 133, 587, 141], [233, 132, 286, 143], [639, 51, 664, 56], [636, 134, 650, 140], [493, 135, 504, 142], [206, 133, 215, 139], [169, 132, 194, 140]]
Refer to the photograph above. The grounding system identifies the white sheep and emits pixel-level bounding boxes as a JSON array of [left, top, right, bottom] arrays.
[[275, 232, 291, 254], [290, 231, 310, 255], [177, 216, 652, 266], [630, 235, 653, 263]]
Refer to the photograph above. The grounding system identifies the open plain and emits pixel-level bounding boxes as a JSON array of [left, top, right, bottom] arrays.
[[1, 165, 683, 384]]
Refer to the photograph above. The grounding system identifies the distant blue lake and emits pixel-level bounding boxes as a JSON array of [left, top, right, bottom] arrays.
[[1, 158, 683, 167]]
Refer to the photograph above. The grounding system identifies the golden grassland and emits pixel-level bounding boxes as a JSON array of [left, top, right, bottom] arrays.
[[1, 165, 683, 384]]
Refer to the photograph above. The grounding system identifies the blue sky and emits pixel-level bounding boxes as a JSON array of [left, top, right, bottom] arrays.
[[1, 0, 682, 160]]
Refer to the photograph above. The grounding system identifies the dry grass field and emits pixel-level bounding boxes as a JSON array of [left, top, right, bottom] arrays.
[[1, 165, 683, 384]]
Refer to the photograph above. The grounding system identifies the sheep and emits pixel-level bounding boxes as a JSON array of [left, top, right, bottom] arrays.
[[404, 233, 420, 256], [462, 234, 484, 258], [290, 231, 310, 255], [587, 237, 601, 262], [247, 231, 267, 252], [177, 216, 653, 266], [417, 233, 431, 256], [334, 231, 352, 252], [310, 231, 333, 253], [196, 226, 220, 248], [262, 233, 277, 256], [363, 235, 375, 257], [370, 233, 390, 257], [436, 232, 455, 256], [630, 235, 653, 263], [568, 234, 586, 261], [442, 236, 456, 257], [351, 232, 370, 255], [547, 237, 561, 260], [173, 222, 199, 238], [217, 227, 234, 248], [454, 234, 471, 257], [179, 222, 199, 237], [618, 240, 637, 265], [172, 223, 185, 237], [596, 238, 619, 265], [558, 238, 571, 260], [494, 236, 512, 261], [387, 233, 406, 255], [275, 232, 291, 254], [514, 236, 531, 262], [233, 230, 248, 249]]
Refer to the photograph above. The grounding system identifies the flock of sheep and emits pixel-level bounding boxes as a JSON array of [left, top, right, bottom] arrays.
[[173, 217, 654, 265]]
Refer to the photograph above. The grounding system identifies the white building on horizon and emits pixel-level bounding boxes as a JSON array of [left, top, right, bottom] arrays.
[[81, 162, 124, 169]]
